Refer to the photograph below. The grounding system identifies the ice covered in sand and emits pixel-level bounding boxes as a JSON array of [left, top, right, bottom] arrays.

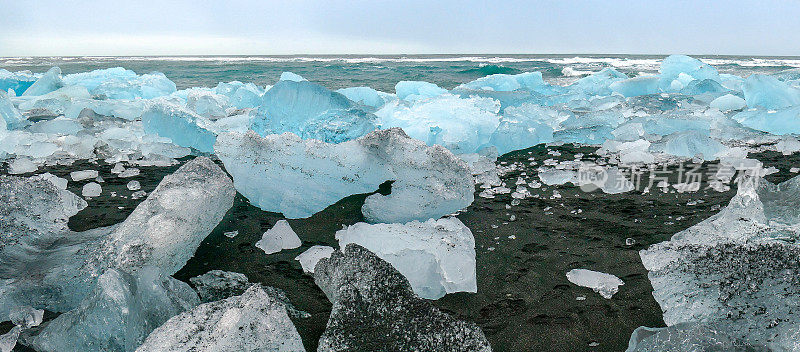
[[639, 174, 800, 350], [335, 217, 477, 299], [215, 128, 475, 223], [314, 244, 492, 352], [255, 220, 302, 255], [136, 285, 305, 352], [566, 269, 624, 299]]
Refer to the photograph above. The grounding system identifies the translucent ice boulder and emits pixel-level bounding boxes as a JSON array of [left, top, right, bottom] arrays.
[[337, 86, 392, 109], [63, 67, 177, 99], [251, 79, 377, 143], [742, 74, 800, 109], [214, 81, 263, 109], [640, 175, 800, 350], [626, 323, 765, 352], [658, 55, 720, 91], [661, 130, 727, 160], [186, 90, 230, 119], [710, 93, 747, 112], [215, 128, 475, 223], [315, 244, 492, 351], [395, 81, 448, 101], [458, 71, 553, 94], [568, 67, 629, 96], [0, 69, 38, 95], [136, 285, 305, 352], [22, 67, 63, 96], [335, 217, 477, 299], [0, 157, 234, 319], [295, 245, 335, 273], [142, 99, 217, 153], [0, 91, 28, 129], [609, 75, 660, 97], [376, 94, 501, 154], [732, 106, 800, 135], [25, 267, 200, 352]]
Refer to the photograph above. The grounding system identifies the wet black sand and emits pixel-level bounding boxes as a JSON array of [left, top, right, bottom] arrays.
[[7, 145, 800, 352]]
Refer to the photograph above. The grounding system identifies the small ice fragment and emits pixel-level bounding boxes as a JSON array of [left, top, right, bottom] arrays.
[[255, 220, 302, 255], [70, 170, 98, 181], [131, 190, 146, 199], [9, 306, 44, 328], [126, 180, 141, 191], [8, 159, 38, 174], [81, 182, 102, 197], [111, 163, 125, 174], [118, 168, 140, 178], [625, 238, 636, 246], [223, 230, 238, 238], [295, 245, 334, 273], [566, 269, 624, 299]]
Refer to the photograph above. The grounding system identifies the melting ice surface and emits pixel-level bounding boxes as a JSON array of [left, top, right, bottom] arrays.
[[638, 174, 800, 350], [566, 269, 624, 299]]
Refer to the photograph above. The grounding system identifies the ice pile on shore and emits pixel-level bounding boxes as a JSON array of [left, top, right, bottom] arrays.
[[636, 174, 800, 350]]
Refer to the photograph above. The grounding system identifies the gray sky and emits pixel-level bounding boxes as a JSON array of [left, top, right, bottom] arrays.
[[2, 0, 799, 56]]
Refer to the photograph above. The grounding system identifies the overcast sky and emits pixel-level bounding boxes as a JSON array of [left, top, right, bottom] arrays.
[[2, 0, 799, 56]]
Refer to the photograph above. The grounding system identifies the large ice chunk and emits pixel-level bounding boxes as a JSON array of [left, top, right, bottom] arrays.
[[609, 76, 660, 97], [142, 99, 217, 153], [0, 157, 234, 318], [569, 67, 629, 96], [0, 91, 28, 129], [658, 55, 720, 91], [186, 90, 229, 119], [335, 217, 477, 299], [25, 267, 199, 352], [295, 245, 335, 273], [214, 81, 264, 109], [337, 86, 391, 109], [21, 67, 63, 96], [376, 94, 501, 154], [251, 79, 377, 143], [215, 128, 475, 223], [732, 106, 800, 135], [136, 285, 305, 352], [742, 74, 800, 109], [189, 270, 251, 303], [710, 93, 747, 112], [640, 175, 800, 350], [64, 67, 177, 99], [661, 130, 726, 160], [626, 323, 764, 352], [458, 72, 552, 94], [314, 244, 492, 351], [395, 81, 448, 101], [0, 69, 37, 95]]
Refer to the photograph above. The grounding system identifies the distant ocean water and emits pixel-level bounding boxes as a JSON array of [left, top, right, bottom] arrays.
[[2, 54, 800, 92]]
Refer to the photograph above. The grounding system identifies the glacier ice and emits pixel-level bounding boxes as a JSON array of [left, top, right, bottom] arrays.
[[314, 244, 492, 352], [395, 81, 448, 101], [626, 323, 764, 352], [25, 267, 199, 352], [70, 169, 99, 181], [458, 72, 552, 94], [189, 270, 251, 303], [658, 54, 721, 91], [0, 91, 28, 129], [215, 128, 475, 223], [335, 217, 477, 299], [376, 94, 501, 154], [640, 174, 800, 350], [63, 67, 177, 100], [251, 79, 377, 143], [0, 69, 37, 95], [255, 220, 302, 255], [568, 67, 629, 96], [22, 67, 63, 97], [337, 86, 391, 109], [136, 284, 305, 352], [295, 245, 335, 273], [186, 90, 229, 119], [566, 269, 624, 299], [0, 157, 234, 319], [742, 74, 800, 109], [733, 105, 800, 135], [710, 93, 747, 111], [609, 76, 660, 97], [81, 182, 102, 197], [141, 99, 217, 153], [214, 81, 263, 109]]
